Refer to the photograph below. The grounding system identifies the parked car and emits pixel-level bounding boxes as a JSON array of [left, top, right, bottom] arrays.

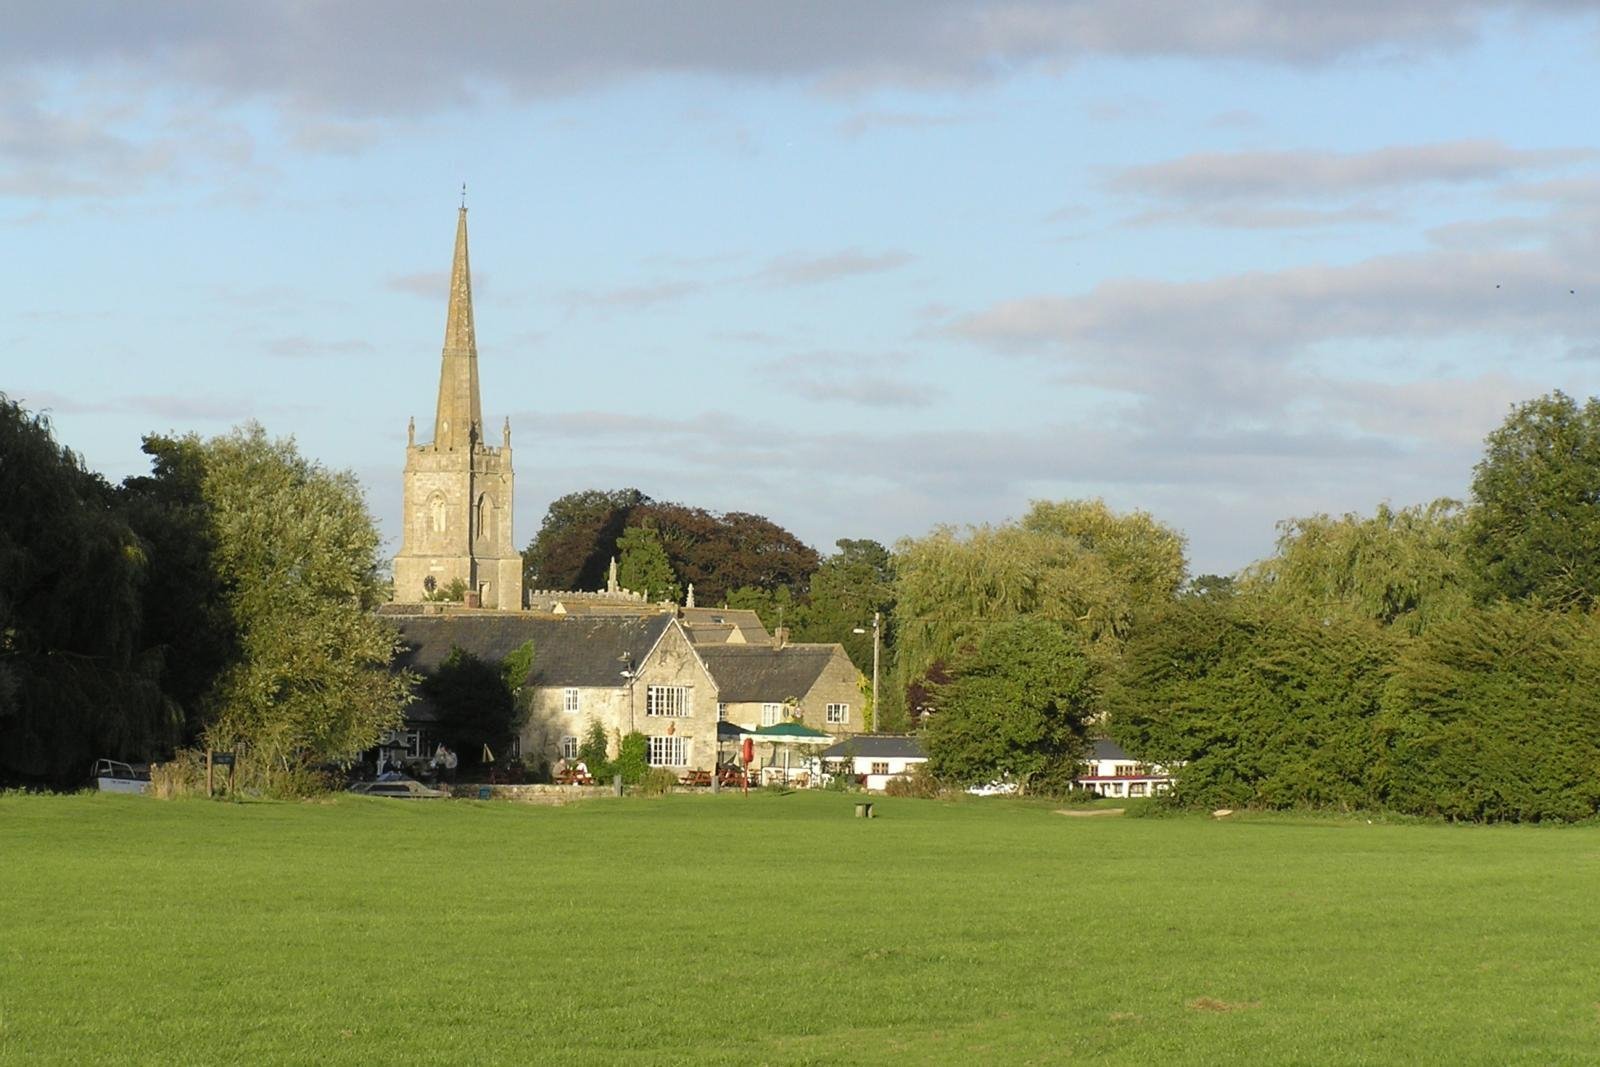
[[94, 758, 150, 794], [347, 777, 448, 799]]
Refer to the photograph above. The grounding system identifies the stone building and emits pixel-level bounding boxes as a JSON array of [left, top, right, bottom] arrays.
[[383, 608, 863, 774], [698, 643, 861, 734], [391, 207, 523, 609]]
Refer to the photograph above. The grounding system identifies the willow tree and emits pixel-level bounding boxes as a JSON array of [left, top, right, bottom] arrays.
[[0, 396, 178, 784], [1238, 500, 1470, 635], [893, 499, 1187, 697], [195, 425, 410, 767]]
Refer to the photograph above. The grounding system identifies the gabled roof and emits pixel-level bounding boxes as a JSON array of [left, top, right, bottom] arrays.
[[697, 643, 842, 703], [821, 735, 926, 760], [678, 607, 772, 645], [387, 612, 676, 690], [1089, 738, 1131, 761]]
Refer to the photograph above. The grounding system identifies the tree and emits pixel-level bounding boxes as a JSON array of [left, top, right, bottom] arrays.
[[893, 499, 1187, 706], [1239, 500, 1470, 634], [1466, 391, 1600, 608], [631, 503, 819, 605], [195, 424, 411, 768], [0, 396, 179, 784], [521, 488, 648, 592], [1106, 599, 1395, 811], [616, 524, 681, 602], [421, 645, 525, 771], [118, 435, 237, 746], [794, 539, 896, 673], [922, 619, 1095, 793], [1378, 604, 1600, 822]]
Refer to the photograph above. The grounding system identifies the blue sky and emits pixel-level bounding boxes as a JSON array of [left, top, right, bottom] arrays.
[[5, 2, 1599, 576]]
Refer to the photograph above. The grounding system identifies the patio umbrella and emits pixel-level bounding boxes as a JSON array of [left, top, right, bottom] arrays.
[[739, 722, 835, 783]]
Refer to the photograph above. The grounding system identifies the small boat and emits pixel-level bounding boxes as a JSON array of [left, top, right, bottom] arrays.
[[93, 758, 151, 794]]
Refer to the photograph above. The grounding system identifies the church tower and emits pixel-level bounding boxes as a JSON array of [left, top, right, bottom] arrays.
[[392, 207, 523, 609]]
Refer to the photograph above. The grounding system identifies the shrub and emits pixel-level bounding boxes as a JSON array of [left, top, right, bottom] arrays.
[[577, 720, 612, 780], [148, 747, 337, 799], [614, 731, 649, 785], [638, 767, 678, 796], [883, 764, 946, 799]]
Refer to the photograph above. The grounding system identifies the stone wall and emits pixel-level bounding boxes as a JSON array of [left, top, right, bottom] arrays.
[[449, 782, 614, 804]]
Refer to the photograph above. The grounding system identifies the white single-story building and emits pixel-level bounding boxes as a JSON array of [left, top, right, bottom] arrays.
[[1075, 738, 1174, 798], [820, 735, 926, 792]]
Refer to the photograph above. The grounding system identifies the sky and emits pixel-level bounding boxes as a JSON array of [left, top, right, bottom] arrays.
[[5, 1, 1600, 578]]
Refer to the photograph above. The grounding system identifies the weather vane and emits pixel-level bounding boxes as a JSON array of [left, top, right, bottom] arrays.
[[460, 182, 467, 209]]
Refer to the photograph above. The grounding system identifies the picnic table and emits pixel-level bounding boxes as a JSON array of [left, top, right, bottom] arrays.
[[555, 769, 595, 786], [717, 766, 748, 788], [680, 769, 713, 787]]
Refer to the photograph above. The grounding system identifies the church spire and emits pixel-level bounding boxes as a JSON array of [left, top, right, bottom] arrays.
[[432, 205, 482, 451]]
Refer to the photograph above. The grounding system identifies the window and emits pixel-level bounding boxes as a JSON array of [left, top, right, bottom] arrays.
[[646, 686, 689, 717], [826, 703, 849, 725], [509, 734, 521, 758], [560, 735, 579, 760], [717, 702, 727, 722], [564, 688, 580, 715], [761, 703, 783, 726], [648, 735, 687, 767], [870, 761, 890, 776], [403, 730, 424, 759]]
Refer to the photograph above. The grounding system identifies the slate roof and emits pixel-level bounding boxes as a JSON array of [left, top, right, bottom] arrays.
[[386, 613, 676, 722], [821, 735, 926, 760], [696, 643, 840, 702], [678, 607, 772, 645], [1089, 738, 1130, 761]]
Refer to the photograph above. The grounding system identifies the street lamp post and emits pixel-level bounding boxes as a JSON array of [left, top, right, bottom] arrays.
[[854, 611, 881, 733]]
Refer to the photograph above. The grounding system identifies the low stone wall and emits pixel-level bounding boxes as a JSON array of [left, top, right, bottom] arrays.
[[449, 782, 614, 805]]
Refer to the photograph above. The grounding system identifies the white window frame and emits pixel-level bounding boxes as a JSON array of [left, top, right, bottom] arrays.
[[560, 735, 579, 760], [646, 685, 690, 718], [761, 703, 783, 726], [647, 735, 687, 767], [563, 688, 580, 715], [826, 703, 849, 725], [716, 702, 727, 722]]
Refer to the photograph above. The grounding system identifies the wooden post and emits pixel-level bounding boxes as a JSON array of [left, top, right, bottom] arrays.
[[206, 751, 214, 798]]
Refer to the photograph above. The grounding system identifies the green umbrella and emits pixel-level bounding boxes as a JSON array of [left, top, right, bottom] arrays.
[[739, 723, 834, 782]]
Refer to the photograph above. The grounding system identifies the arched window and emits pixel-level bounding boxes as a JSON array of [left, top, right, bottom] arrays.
[[429, 493, 447, 534], [476, 493, 491, 542]]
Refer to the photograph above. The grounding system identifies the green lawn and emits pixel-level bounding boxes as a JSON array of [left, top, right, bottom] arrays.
[[2, 793, 1598, 1065]]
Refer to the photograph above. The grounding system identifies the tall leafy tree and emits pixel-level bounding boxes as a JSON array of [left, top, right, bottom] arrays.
[[1107, 600, 1395, 811], [634, 503, 819, 604], [420, 645, 526, 771], [922, 619, 1095, 794], [118, 434, 237, 744], [794, 538, 896, 672], [521, 488, 648, 592], [0, 397, 178, 784], [616, 524, 681, 602], [893, 499, 1187, 699], [1239, 500, 1470, 634], [195, 424, 411, 767], [1466, 391, 1600, 608], [1378, 604, 1600, 822]]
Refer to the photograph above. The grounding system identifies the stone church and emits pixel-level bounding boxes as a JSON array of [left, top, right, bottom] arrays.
[[391, 207, 524, 609], [379, 208, 864, 775]]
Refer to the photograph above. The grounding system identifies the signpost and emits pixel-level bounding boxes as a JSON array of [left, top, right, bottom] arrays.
[[207, 751, 236, 797]]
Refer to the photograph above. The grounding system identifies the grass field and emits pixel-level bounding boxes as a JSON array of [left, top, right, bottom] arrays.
[[2, 792, 1598, 1065]]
